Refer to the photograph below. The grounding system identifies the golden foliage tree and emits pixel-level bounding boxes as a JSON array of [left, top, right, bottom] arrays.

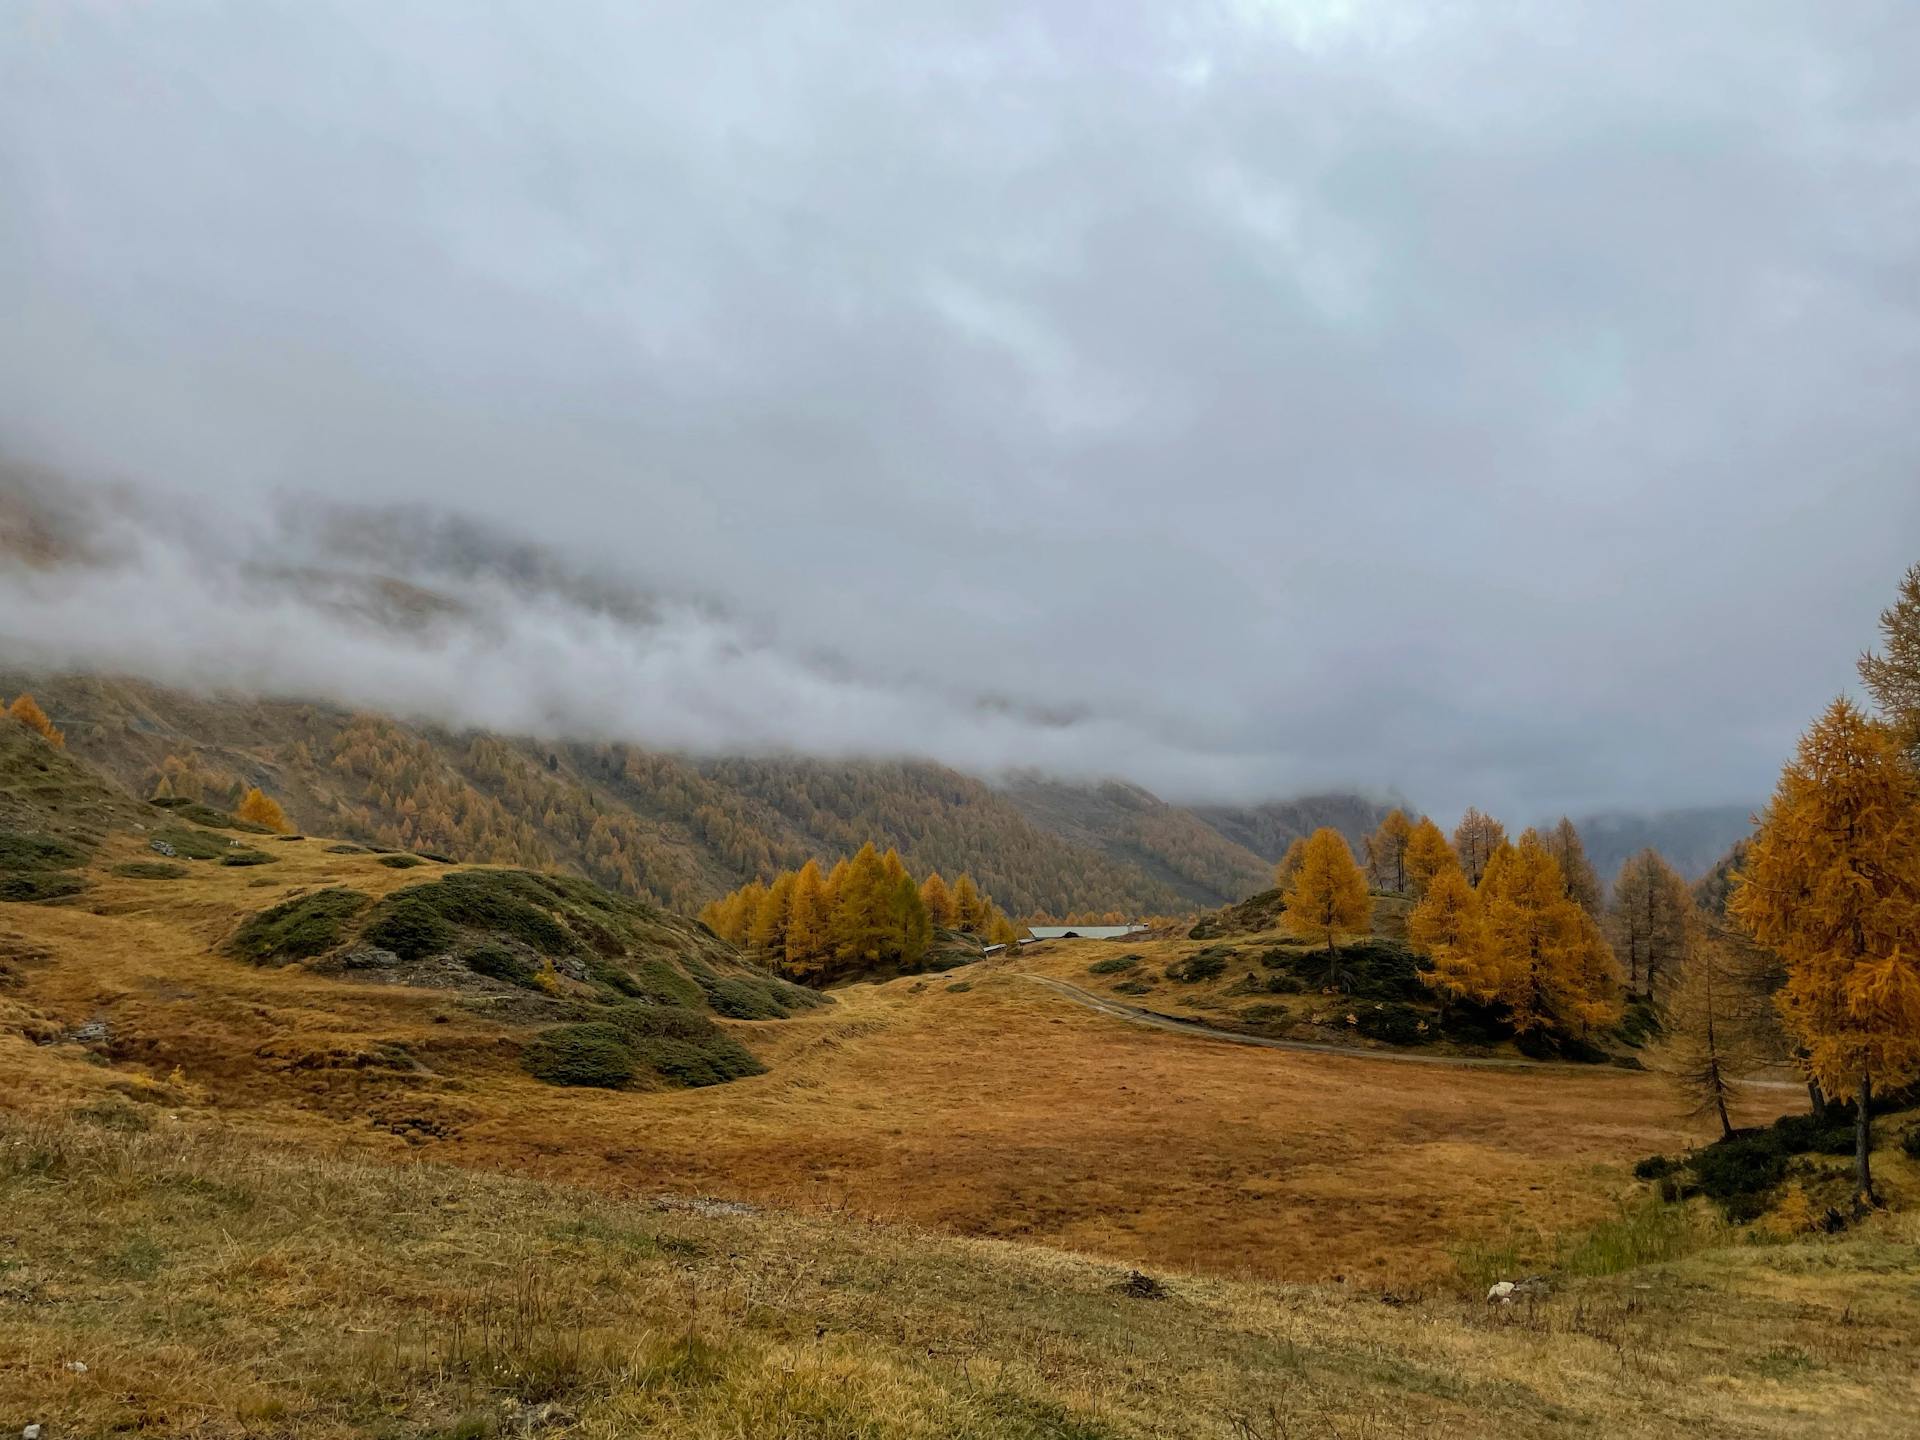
[[1363, 810, 1414, 894], [1408, 865, 1492, 1011], [1859, 561, 1920, 755], [1543, 817, 1602, 914], [785, 860, 832, 972], [1608, 847, 1691, 1000], [6, 693, 64, 749], [1273, 836, 1310, 893], [1452, 807, 1507, 886], [1651, 917, 1761, 1139], [1479, 831, 1623, 1037], [1403, 816, 1457, 900], [920, 872, 955, 929], [951, 873, 989, 934], [1730, 697, 1920, 1202], [1281, 828, 1371, 983], [750, 870, 796, 955], [236, 786, 292, 834]]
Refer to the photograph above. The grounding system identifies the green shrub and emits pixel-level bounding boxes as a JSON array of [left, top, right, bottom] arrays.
[[1263, 974, 1305, 994], [1689, 1134, 1789, 1205], [946, 981, 973, 993], [628, 1035, 764, 1087], [361, 892, 460, 962], [326, 844, 366, 854], [1330, 939, 1425, 1001], [699, 976, 793, 1020], [1634, 1154, 1678, 1181], [151, 828, 233, 861], [1112, 979, 1155, 996], [378, 854, 428, 869], [1088, 955, 1141, 976], [522, 1024, 638, 1088], [110, 861, 190, 880], [1166, 951, 1229, 984], [229, 888, 372, 964], [0, 830, 87, 870], [219, 850, 276, 867], [464, 945, 539, 988], [1354, 1003, 1433, 1045], [0, 872, 88, 902]]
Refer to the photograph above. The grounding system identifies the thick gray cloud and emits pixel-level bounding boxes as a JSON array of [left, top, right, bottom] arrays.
[[2, 1, 1917, 819]]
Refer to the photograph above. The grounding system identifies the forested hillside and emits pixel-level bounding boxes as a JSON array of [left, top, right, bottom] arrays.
[[2, 673, 1367, 916]]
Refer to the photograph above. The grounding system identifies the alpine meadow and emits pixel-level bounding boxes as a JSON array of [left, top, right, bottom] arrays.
[[4, 5, 1920, 1438]]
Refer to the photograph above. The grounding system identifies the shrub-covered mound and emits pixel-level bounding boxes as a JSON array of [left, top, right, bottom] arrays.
[[225, 866, 827, 1091]]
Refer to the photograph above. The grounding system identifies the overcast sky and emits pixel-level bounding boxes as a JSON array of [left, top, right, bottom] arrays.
[[2, 2, 1917, 819]]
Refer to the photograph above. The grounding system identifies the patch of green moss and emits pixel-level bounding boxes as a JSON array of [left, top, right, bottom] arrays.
[[520, 1023, 637, 1089], [377, 854, 428, 869], [465, 945, 539, 988], [150, 828, 234, 861], [219, 850, 277, 867], [229, 888, 372, 965], [0, 871, 88, 903], [1087, 954, 1141, 976]]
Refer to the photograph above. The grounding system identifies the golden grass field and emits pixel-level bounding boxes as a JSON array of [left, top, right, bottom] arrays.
[[6, 830, 1803, 1286], [6, 819, 1920, 1436]]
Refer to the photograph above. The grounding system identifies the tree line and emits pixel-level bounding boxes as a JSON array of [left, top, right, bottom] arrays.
[[700, 845, 1019, 986]]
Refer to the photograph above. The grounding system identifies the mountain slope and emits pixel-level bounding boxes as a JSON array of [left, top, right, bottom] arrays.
[[1570, 806, 1756, 887], [1187, 794, 1400, 864], [1, 674, 1208, 914]]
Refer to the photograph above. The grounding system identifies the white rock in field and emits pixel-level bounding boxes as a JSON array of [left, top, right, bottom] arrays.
[[1486, 1280, 1516, 1304], [25, 1425, 44, 1439], [65, 1360, 88, 1373]]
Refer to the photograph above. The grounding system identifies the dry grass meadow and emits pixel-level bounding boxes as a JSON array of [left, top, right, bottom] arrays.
[[5, 822, 1919, 1436]]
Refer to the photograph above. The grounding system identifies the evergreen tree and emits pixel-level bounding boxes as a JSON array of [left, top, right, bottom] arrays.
[[1730, 698, 1920, 1203], [1281, 828, 1371, 984]]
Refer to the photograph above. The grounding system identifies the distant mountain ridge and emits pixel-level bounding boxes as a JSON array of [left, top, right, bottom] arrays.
[[2, 672, 1390, 917], [1567, 806, 1757, 886]]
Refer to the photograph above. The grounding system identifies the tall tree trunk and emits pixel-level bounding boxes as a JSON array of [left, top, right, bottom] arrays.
[[1807, 1077, 1827, 1118], [1713, 1071, 1734, 1140], [1856, 1071, 1875, 1205]]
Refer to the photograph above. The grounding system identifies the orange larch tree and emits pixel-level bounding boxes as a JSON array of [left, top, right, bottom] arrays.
[[6, 693, 64, 749], [1452, 807, 1508, 886], [1281, 827, 1372, 985], [1730, 697, 1920, 1203]]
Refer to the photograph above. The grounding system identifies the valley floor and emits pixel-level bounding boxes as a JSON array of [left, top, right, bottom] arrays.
[[3, 1111, 1917, 1439]]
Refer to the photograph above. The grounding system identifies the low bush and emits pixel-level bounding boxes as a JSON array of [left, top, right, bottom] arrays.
[[521, 1024, 638, 1089], [110, 861, 190, 880], [1088, 955, 1141, 976], [1354, 1003, 1433, 1045], [1112, 979, 1155, 996], [360, 892, 460, 962], [229, 888, 372, 964], [699, 976, 794, 1020], [150, 828, 233, 861], [0, 871, 88, 903], [378, 854, 428, 869], [0, 830, 87, 870], [219, 850, 276, 867], [464, 945, 539, 988], [1903, 1128, 1920, 1161], [1634, 1154, 1678, 1181], [1166, 951, 1230, 984]]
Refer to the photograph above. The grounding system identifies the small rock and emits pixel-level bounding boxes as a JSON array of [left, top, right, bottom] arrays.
[[149, 839, 177, 857], [1486, 1280, 1516, 1304], [71, 1020, 110, 1045], [1118, 1269, 1169, 1300], [25, 1425, 44, 1439], [64, 1360, 87, 1374], [1512, 1275, 1551, 1299]]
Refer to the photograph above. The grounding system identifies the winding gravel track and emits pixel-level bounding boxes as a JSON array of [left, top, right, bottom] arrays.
[[1021, 973, 1802, 1089]]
